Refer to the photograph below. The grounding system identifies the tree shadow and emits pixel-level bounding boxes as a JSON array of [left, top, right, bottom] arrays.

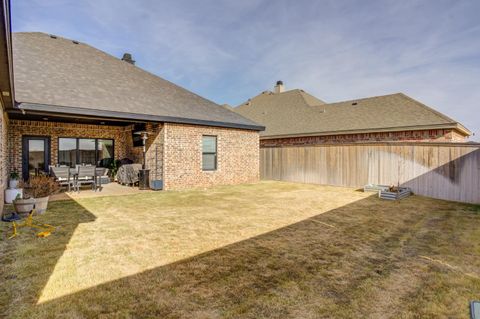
[[402, 148, 480, 203], [0, 200, 96, 317], [20, 194, 480, 318]]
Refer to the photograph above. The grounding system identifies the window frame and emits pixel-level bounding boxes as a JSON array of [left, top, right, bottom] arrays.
[[57, 137, 115, 167], [201, 135, 217, 171]]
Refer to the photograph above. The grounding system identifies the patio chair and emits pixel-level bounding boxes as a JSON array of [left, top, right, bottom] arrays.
[[95, 167, 108, 190], [75, 166, 97, 193], [51, 166, 74, 192]]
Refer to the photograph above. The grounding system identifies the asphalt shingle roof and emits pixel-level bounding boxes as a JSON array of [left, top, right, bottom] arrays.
[[13, 32, 263, 130], [235, 89, 470, 137]]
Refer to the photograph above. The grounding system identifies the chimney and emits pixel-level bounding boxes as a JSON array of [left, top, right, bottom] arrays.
[[274, 80, 284, 93], [121, 53, 135, 65]]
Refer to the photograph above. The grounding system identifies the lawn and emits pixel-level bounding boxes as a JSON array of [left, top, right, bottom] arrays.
[[1, 181, 479, 318]]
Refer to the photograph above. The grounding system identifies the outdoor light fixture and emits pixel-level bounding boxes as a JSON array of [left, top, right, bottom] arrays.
[[134, 130, 149, 169]]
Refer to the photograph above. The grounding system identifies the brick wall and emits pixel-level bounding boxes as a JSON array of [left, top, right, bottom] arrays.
[[6, 120, 260, 191], [0, 111, 8, 211], [163, 123, 259, 190], [8, 120, 137, 178], [261, 129, 468, 147]]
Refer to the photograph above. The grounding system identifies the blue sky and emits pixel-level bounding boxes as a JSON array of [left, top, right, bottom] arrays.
[[12, 0, 480, 140]]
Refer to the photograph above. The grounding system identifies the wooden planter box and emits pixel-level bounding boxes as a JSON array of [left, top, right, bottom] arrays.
[[379, 187, 411, 200]]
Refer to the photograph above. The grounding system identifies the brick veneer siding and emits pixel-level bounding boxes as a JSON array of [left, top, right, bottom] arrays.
[[261, 129, 468, 147], [8, 120, 137, 179], [162, 123, 259, 190], [7, 120, 259, 190], [0, 111, 8, 211]]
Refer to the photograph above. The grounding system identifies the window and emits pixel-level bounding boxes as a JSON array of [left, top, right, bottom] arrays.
[[78, 138, 96, 165], [58, 138, 77, 167], [58, 138, 114, 168], [202, 135, 217, 171]]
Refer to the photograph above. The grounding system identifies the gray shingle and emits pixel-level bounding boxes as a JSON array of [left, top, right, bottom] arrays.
[[13, 32, 263, 130], [235, 89, 470, 137]]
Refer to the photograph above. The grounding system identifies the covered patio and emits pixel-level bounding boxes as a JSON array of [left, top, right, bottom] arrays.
[[6, 109, 164, 189]]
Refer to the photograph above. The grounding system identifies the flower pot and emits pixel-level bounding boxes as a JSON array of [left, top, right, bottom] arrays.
[[5, 188, 22, 204], [13, 198, 35, 217], [9, 179, 19, 189], [34, 196, 50, 214]]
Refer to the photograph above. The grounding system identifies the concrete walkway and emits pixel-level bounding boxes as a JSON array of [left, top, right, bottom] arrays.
[[50, 182, 156, 201]]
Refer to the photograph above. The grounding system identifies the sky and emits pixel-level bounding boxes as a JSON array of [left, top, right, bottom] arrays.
[[12, 0, 480, 140]]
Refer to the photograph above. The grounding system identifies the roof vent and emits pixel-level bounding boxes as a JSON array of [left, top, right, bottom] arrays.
[[49, 34, 57, 39], [72, 40, 79, 44], [121, 53, 135, 65]]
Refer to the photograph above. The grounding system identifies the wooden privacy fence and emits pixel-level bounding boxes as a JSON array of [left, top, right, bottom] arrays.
[[260, 142, 480, 204]]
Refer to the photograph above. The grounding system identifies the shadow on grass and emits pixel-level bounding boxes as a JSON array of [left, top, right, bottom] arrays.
[[15, 194, 479, 318], [402, 148, 480, 204], [0, 200, 96, 317]]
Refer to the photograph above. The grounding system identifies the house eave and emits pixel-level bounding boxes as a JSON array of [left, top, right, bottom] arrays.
[[14, 102, 266, 131], [260, 123, 470, 140], [0, 0, 14, 110]]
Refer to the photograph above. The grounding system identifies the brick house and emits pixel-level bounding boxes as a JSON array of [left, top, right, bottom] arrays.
[[0, 25, 263, 208], [234, 81, 471, 147]]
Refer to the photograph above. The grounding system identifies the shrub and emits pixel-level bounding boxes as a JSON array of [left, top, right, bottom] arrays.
[[24, 175, 60, 198]]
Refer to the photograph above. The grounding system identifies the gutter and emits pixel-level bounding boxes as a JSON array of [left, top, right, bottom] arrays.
[[14, 102, 266, 131]]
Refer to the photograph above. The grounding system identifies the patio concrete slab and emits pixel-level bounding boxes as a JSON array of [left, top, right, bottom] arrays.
[[50, 182, 156, 201]]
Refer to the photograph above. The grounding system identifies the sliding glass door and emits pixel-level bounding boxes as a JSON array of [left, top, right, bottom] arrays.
[[58, 138, 77, 167], [58, 138, 114, 168], [97, 139, 114, 167], [22, 136, 51, 180], [78, 139, 96, 165]]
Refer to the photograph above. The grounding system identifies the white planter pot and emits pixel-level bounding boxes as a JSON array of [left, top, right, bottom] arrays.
[[9, 179, 19, 189], [34, 196, 50, 214], [5, 188, 22, 204]]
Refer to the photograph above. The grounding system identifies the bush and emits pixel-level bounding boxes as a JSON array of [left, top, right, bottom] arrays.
[[24, 175, 60, 198]]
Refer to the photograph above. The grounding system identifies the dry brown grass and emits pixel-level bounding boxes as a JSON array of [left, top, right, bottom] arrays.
[[1, 181, 479, 318]]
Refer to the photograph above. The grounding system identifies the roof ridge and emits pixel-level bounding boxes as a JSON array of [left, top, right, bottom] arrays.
[[12, 32, 263, 130], [237, 91, 269, 107], [297, 90, 326, 106], [323, 92, 402, 106], [397, 93, 471, 134], [396, 93, 457, 124], [15, 32, 233, 112], [297, 90, 319, 107]]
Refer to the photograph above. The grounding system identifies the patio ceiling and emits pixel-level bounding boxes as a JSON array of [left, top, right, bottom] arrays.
[[7, 106, 147, 126]]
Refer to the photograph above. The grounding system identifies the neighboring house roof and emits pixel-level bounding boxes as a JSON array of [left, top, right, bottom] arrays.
[[12, 32, 263, 131], [235, 89, 471, 138]]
